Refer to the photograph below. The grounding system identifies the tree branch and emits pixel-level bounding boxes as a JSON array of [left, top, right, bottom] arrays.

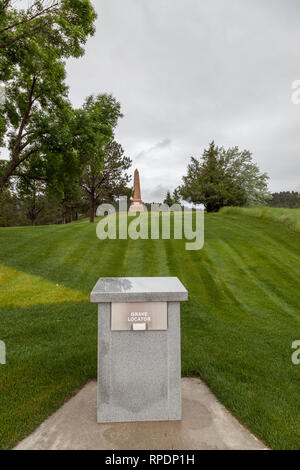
[[0, 2, 59, 34], [3, 1, 12, 10], [12, 76, 37, 162], [0, 21, 54, 49], [14, 172, 46, 182], [79, 182, 93, 195]]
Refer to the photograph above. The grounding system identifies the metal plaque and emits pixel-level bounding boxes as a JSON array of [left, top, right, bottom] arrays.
[[111, 302, 167, 331]]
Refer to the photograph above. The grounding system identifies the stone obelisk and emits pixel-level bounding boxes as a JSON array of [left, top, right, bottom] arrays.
[[129, 169, 144, 212]]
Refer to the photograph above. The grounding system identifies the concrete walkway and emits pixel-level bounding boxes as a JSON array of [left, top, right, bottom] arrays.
[[15, 378, 267, 450]]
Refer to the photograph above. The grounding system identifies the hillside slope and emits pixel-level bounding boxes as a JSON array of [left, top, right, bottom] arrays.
[[0, 213, 299, 449], [220, 206, 300, 232]]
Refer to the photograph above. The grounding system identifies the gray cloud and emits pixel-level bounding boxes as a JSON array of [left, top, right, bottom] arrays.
[[64, 0, 300, 201], [136, 138, 171, 161], [143, 184, 170, 203]]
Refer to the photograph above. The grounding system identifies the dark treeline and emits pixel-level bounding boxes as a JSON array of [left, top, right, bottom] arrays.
[[267, 191, 300, 209], [0, 187, 131, 227]]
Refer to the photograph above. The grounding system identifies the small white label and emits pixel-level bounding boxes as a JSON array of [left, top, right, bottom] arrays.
[[132, 323, 146, 331]]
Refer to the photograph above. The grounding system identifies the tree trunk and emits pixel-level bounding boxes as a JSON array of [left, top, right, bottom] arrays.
[[27, 207, 37, 226], [90, 193, 95, 223], [29, 212, 36, 226], [0, 77, 37, 193], [62, 207, 66, 224], [0, 160, 20, 194]]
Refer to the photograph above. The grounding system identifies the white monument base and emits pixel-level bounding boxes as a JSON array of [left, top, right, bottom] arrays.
[[91, 277, 188, 423], [129, 202, 145, 212]]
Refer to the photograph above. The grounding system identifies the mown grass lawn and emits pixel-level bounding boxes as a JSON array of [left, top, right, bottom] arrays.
[[221, 205, 300, 233], [0, 212, 299, 449]]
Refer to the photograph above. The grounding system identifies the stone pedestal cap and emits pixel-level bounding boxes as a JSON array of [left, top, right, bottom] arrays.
[[90, 277, 188, 303]]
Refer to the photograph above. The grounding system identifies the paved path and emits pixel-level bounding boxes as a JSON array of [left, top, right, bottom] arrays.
[[15, 378, 267, 450]]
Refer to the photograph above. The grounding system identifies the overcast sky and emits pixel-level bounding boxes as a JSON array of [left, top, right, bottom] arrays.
[[68, 1, 297, 201]]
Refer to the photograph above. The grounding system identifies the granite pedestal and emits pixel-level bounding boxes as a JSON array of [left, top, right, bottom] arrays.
[[90, 277, 188, 423]]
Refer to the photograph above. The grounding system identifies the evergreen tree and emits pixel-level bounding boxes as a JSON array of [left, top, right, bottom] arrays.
[[179, 142, 269, 212], [172, 188, 181, 205], [163, 190, 174, 207]]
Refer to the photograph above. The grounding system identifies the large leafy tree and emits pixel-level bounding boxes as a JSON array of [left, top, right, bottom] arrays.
[[80, 139, 132, 223], [35, 103, 82, 223], [179, 142, 269, 212], [219, 145, 270, 206], [0, 0, 96, 193], [0, 1, 96, 71], [0, 57, 69, 193], [74, 94, 131, 222]]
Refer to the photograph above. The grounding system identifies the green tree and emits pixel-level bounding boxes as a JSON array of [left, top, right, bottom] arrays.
[[40, 197, 70, 225], [0, 1, 96, 75], [16, 178, 46, 226], [0, 0, 96, 193], [41, 107, 83, 223], [268, 191, 300, 208], [163, 191, 174, 207], [80, 139, 132, 223], [0, 189, 26, 226], [12, 101, 84, 224], [220, 145, 270, 206], [179, 142, 269, 212], [48, 149, 82, 224], [74, 94, 130, 222], [172, 188, 181, 204], [163, 189, 181, 208]]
